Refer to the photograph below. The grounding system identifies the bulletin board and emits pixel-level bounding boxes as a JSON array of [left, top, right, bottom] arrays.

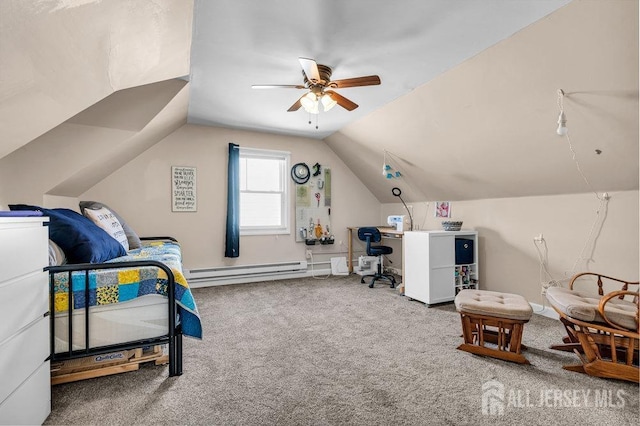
[[295, 166, 331, 242]]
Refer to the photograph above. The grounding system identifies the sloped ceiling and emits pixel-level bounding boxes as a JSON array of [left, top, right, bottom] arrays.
[[49, 80, 190, 197], [189, 0, 638, 203], [0, 0, 637, 207], [0, 79, 189, 204], [0, 0, 193, 207], [188, 0, 572, 139], [325, 0, 639, 202], [0, 0, 193, 160]]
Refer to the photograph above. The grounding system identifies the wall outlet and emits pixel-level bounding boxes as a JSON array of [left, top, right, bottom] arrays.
[[305, 249, 312, 259], [534, 233, 544, 242]]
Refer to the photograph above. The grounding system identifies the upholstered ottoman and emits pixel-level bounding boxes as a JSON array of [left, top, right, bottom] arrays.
[[454, 289, 533, 364]]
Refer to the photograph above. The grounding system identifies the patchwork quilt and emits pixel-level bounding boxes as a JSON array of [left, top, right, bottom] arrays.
[[52, 241, 202, 339]]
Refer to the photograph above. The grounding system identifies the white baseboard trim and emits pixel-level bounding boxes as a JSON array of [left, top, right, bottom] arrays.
[[189, 268, 333, 288], [530, 302, 559, 320]]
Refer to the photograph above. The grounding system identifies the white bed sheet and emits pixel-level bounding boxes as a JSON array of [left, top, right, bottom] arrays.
[[53, 294, 168, 353]]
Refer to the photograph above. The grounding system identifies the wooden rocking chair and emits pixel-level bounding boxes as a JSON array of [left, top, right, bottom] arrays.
[[546, 272, 639, 383]]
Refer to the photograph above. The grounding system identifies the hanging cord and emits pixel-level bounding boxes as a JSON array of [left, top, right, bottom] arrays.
[[532, 238, 556, 313], [384, 150, 406, 175], [557, 90, 605, 202], [385, 150, 423, 194], [569, 196, 609, 274], [556, 89, 611, 277], [385, 150, 426, 230], [534, 238, 555, 283], [307, 112, 319, 130], [414, 201, 430, 230], [309, 252, 330, 279]]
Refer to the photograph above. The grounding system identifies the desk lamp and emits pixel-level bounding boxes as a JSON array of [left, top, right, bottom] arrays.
[[392, 187, 413, 231]]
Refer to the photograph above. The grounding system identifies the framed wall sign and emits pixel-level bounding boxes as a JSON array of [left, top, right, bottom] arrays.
[[172, 166, 197, 212]]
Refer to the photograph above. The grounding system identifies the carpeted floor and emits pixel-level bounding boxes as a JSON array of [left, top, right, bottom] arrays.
[[45, 275, 639, 425]]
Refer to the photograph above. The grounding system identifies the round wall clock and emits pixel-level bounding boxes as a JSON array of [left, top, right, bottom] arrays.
[[291, 162, 310, 184]]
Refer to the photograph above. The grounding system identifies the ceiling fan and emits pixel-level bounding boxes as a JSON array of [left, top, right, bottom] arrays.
[[252, 57, 381, 114]]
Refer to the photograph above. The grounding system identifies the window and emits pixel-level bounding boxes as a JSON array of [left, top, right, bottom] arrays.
[[239, 147, 290, 235]]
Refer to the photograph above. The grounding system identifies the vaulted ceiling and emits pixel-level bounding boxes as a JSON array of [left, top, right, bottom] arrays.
[[188, 0, 572, 139], [189, 0, 638, 203], [0, 0, 637, 207]]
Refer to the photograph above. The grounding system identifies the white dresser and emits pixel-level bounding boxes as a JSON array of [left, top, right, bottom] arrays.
[[0, 217, 51, 425]]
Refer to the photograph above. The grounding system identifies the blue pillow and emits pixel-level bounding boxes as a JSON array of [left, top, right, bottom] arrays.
[[9, 204, 126, 263]]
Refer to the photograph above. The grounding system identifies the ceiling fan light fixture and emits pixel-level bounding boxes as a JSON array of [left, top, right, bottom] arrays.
[[253, 58, 380, 116], [300, 92, 317, 112], [321, 93, 337, 111]]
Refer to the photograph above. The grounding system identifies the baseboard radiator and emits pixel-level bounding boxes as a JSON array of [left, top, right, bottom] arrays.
[[186, 260, 311, 287]]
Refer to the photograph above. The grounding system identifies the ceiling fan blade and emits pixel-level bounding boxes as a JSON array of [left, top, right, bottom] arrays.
[[325, 90, 358, 111], [331, 75, 381, 88], [299, 57, 321, 82], [287, 96, 303, 112], [252, 84, 306, 89]]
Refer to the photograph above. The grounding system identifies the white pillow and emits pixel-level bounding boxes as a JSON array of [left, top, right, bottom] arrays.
[[83, 206, 130, 251], [48, 239, 67, 266]]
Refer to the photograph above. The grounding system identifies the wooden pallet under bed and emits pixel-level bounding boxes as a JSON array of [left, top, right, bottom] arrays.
[[51, 345, 168, 385]]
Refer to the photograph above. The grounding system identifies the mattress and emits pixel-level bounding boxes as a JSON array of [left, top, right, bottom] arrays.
[[53, 294, 168, 354], [50, 241, 202, 341]]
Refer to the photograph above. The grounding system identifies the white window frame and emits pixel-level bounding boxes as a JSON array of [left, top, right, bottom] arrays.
[[239, 147, 290, 236]]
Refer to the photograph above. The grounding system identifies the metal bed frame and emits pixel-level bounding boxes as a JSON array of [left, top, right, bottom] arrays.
[[46, 237, 184, 377]]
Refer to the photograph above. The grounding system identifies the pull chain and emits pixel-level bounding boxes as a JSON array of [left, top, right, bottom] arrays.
[[307, 112, 319, 130]]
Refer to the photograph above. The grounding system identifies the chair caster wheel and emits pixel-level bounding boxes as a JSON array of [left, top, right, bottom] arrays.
[[368, 283, 374, 288], [390, 284, 395, 289], [360, 278, 365, 283]]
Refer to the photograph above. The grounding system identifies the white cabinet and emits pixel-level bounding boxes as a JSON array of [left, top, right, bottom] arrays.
[[0, 217, 51, 425], [403, 230, 479, 306]]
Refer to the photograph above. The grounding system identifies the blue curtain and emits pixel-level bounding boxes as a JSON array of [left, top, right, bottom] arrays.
[[225, 143, 240, 257]]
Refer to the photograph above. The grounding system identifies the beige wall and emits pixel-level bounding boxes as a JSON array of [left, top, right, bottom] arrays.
[[383, 190, 639, 303], [81, 124, 382, 270], [81, 118, 640, 307]]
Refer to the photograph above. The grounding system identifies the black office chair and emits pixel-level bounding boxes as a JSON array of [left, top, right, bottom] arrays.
[[357, 227, 396, 289]]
